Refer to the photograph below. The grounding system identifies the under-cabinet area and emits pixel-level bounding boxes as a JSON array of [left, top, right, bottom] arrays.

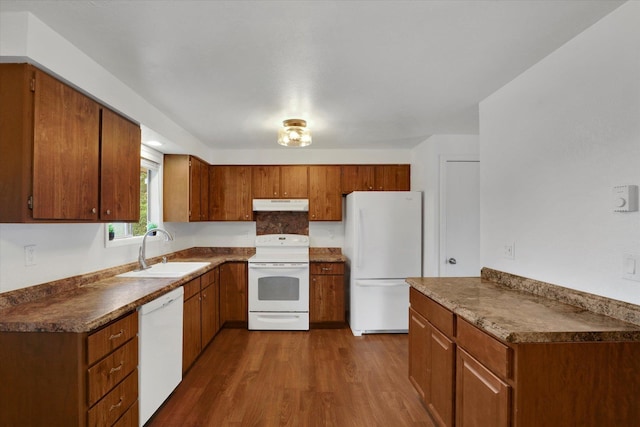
[[407, 276, 640, 427]]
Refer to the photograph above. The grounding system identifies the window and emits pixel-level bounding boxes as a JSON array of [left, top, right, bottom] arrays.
[[105, 145, 163, 247]]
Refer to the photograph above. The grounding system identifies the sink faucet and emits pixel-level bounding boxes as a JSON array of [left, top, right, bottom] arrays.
[[138, 228, 174, 270]]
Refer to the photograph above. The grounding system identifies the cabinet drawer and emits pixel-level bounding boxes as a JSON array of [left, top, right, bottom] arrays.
[[112, 400, 139, 427], [88, 370, 138, 427], [409, 288, 455, 338], [310, 262, 345, 275], [88, 337, 138, 406], [88, 312, 138, 365], [183, 276, 201, 300], [202, 268, 218, 288], [457, 318, 512, 379]]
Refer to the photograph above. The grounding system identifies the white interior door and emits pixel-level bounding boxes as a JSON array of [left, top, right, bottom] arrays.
[[440, 158, 480, 277]]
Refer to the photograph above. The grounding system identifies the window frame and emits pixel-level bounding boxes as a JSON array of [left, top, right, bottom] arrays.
[[104, 144, 164, 248]]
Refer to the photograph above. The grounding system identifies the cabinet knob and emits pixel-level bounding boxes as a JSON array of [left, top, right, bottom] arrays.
[[91, 207, 97, 214], [368, 186, 373, 190], [105, 209, 111, 215]]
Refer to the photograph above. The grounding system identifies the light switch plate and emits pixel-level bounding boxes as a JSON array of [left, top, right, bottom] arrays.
[[622, 253, 640, 281]]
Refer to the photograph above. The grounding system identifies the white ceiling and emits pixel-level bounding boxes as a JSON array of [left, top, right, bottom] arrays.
[[0, 0, 625, 150]]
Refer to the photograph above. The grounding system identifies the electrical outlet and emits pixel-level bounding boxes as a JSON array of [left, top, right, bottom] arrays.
[[503, 243, 515, 260], [24, 245, 36, 266]]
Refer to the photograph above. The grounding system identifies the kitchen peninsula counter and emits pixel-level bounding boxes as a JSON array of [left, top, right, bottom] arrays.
[[407, 268, 640, 343]]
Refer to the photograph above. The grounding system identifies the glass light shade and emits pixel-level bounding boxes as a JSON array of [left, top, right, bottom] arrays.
[[277, 119, 312, 147]]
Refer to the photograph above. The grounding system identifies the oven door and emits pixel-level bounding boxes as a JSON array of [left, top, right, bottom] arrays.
[[248, 262, 309, 313]]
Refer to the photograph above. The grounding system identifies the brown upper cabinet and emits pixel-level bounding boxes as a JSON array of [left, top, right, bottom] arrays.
[[210, 165, 253, 221], [100, 108, 141, 221], [164, 155, 210, 222], [308, 166, 342, 221], [0, 63, 140, 222], [252, 165, 308, 199], [341, 164, 410, 194]]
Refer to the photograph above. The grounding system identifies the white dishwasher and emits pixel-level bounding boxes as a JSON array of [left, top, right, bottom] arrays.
[[138, 286, 184, 426]]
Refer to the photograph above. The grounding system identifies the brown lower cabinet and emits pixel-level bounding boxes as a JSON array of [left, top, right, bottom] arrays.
[[310, 261, 346, 326], [0, 311, 139, 426], [183, 267, 221, 373], [219, 262, 248, 327], [409, 287, 640, 427]]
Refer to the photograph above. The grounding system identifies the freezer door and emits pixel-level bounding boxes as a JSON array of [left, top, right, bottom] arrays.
[[349, 279, 409, 336], [346, 191, 422, 279]]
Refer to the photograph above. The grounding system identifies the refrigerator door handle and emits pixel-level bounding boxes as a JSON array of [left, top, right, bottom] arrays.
[[355, 280, 408, 288], [357, 208, 364, 269]]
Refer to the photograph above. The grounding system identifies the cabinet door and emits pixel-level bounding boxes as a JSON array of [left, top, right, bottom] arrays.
[[456, 349, 510, 427], [252, 166, 280, 198], [426, 324, 455, 427], [409, 308, 429, 401], [309, 166, 342, 221], [201, 268, 219, 347], [341, 165, 375, 194], [100, 108, 140, 221], [280, 165, 308, 198], [163, 155, 190, 222], [33, 69, 100, 220], [219, 262, 248, 324], [189, 157, 203, 221], [199, 160, 209, 221], [310, 274, 345, 322], [375, 165, 410, 191], [183, 294, 201, 373], [210, 166, 253, 220], [183, 278, 202, 373]]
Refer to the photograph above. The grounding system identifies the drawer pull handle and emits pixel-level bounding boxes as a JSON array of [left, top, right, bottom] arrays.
[[109, 397, 123, 412], [109, 362, 124, 375], [108, 329, 124, 340], [321, 267, 332, 272]]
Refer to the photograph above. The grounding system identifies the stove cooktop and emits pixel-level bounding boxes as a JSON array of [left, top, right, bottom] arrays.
[[250, 234, 310, 263]]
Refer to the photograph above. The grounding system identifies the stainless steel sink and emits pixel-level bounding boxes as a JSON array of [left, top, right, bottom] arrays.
[[117, 261, 211, 278]]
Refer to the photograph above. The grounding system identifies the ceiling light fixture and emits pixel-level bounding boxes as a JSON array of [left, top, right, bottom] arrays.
[[277, 119, 312, 147]]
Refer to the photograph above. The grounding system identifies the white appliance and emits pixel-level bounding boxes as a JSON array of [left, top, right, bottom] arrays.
[[138, 286, 184, 426], [252, 199, 309, 211], [344, 191, 422, 336], [248, 234, 310, 330]]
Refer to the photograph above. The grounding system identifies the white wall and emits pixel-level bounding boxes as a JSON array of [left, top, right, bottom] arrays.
[[411, 135, 479, 277], [480, 2, 640, 304], [0, 223, 192, 292]]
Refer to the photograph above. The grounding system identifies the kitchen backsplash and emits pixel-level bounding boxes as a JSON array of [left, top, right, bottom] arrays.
[[255, 212, 309, 235]]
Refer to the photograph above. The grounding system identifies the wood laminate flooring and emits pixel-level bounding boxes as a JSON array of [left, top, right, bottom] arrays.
[[147, 327, 435, 427]]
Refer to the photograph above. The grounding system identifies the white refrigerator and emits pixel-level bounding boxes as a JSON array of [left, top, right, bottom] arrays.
[[344, 191, 422, 336]]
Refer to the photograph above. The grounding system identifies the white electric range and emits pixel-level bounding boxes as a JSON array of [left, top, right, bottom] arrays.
[[248, 234, 310, 330]]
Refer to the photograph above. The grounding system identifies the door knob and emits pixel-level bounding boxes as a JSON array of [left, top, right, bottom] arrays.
[[448, 258, 457, 265]]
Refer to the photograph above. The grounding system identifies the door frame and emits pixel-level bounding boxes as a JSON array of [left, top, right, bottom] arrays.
[[438, 154, 480, 276]]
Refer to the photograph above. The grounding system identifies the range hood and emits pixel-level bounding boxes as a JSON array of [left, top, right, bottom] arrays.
[[253, 199, 309, 212]]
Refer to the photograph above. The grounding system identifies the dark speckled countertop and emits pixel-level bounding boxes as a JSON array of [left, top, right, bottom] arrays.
[[0, 247, 345, 333], [407, 268, 640, 344]]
